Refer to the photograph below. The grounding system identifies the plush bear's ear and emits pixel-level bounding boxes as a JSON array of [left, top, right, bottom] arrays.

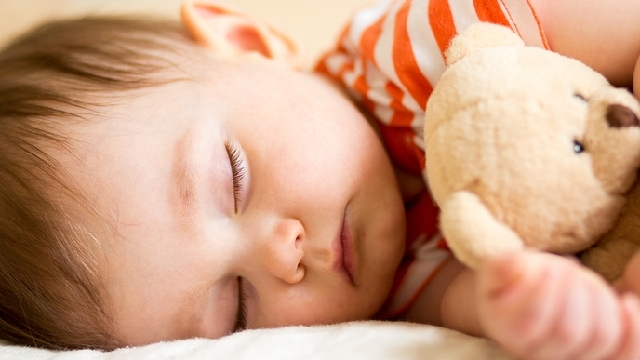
[[181, 1, 302, 69], [445, 22, 524, 66]]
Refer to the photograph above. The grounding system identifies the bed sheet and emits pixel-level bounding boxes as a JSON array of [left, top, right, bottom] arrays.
[[0, 321, 512, 360]]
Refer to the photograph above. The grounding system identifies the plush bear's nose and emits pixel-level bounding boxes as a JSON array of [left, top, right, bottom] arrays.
[[607, 104, 640, 128]]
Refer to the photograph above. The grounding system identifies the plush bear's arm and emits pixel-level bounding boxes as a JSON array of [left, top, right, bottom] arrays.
[[581, 237, 638, 283], [444, 23, 524, 66], [440, 191, 524, 269]]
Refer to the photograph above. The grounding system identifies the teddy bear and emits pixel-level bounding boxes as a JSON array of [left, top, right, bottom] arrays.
[[423, 22, 640, 272]]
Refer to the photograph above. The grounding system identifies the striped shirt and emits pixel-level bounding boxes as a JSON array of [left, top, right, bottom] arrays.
[[315, 0, 548, 317]]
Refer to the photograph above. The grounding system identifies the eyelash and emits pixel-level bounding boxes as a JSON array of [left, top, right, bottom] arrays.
[[224, 141, 246, 212], [233, 277, 248, 332]]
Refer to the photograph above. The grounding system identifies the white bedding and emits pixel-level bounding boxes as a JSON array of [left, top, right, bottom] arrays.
[[0, 321, 512, 359]]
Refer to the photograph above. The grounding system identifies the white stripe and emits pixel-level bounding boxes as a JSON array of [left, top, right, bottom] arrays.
[[368, 1, 406, 126], [372, 0, 402, 90], [401, 0, 439, 112], [342, 56, 364, 96], [374, 102, 394, 125], [325, 53, 349, 75], [499, 0, 545, 47], [387, 234, 450, 311], [370, 0, 430, 116], [449, 0, 481, 34], [413, 130, 425, 150], [364, 60, 393, 108], [409, 113, 423, 128], [348, 0, 395, 47]]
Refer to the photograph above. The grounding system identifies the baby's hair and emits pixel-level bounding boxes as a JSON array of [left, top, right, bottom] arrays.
[[0, 17, 202, 349]]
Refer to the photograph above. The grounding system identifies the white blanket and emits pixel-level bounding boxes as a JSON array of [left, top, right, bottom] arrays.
[[0, 321, 512, 360]]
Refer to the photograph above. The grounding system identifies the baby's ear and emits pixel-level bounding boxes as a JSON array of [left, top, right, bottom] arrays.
[[180, 1, 302, 69]]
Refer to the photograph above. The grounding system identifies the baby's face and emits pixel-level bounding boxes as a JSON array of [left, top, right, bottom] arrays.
[[69, 58, 405, 345]]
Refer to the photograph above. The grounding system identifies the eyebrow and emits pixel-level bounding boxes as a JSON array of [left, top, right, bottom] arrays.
[[173, 130, 197, 221]]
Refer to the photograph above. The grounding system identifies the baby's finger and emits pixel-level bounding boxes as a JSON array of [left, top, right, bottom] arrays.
[[527, 279, 590, 360], [612, 294, 640, 360], [566, 278, 621, 360], [477, 251, 563, 355], [576, 283, 620, 360], [529, 264, 611, 360]]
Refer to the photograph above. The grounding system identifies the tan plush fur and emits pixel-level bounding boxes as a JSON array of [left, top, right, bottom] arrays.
[[581, 179, 640, 281], [424, 23, 640, 271]]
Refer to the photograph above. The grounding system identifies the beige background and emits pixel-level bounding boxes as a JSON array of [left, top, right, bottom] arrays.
[[0, 0, 372, 64]]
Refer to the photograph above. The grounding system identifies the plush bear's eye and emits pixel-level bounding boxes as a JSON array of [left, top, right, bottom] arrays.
[[573, 140, 585, 153], [574, 93, 587, 101]]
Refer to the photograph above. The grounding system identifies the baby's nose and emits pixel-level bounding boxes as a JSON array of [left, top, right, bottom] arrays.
[[261, 218, 305, 284], [607, 104, 640, 128]]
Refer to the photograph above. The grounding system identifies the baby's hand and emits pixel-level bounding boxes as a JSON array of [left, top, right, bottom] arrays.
[[476, 250, 640, 360]]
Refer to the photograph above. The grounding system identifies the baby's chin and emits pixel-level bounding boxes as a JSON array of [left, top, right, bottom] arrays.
[[369, 227, 406, 304]]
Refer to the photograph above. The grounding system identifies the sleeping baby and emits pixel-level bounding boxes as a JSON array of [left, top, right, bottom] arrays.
[[1, 0, 640, 359]]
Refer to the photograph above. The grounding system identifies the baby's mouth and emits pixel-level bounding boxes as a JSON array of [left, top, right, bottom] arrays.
[[333, 208, 356, 286]]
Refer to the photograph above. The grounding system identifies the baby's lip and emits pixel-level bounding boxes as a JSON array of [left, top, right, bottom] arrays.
[[333, 208, 356, 286]]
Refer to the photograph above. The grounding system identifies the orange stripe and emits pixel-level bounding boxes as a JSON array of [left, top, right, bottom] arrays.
[[523, 0, 550, 49], [336, 21, 353, 55], [390, 111, 415, 128], [313, 58, 328, 75], [428, 0, 457, 55], [399, 255, 451, 316], [339, 58, 353, 78], [328, 59, 367, 101], [313, 47, 341, 75], [360, 12, 385, 66], [392, 1, 433, 111], [352, 73, 370, 100], [473, 0, 511, 26], [385, 81, 414, 127], [313, 22, 352, 76], [378, 126, 424, 173]]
